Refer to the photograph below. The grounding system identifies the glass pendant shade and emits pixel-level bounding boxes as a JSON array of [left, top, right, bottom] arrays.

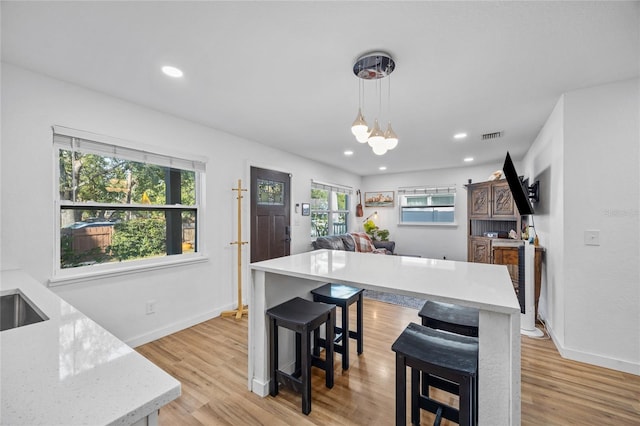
[[367, 119, 385, 147], [355, 129, 370, 143], [384, 122, 399, 150], [371, 139, 388, 155], [351, 108, 368, 137]]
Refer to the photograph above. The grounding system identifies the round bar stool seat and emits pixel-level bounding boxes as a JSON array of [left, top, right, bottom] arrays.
[[418, 300, 479, 337], [392, 322, 478, 426], [266, 297, 336, 415], [311, 283, 364, 370]]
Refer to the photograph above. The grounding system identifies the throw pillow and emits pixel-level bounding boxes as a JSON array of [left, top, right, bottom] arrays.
[[350, 232, 375, 253]]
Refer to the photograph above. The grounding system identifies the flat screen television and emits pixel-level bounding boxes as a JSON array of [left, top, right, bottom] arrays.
[[503, 152, 535, 215]]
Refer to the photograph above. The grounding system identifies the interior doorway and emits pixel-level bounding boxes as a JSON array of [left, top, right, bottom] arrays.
[[250, 167, 291, 262]]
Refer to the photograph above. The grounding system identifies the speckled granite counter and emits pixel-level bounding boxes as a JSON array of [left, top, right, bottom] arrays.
[[1, 269, 180, 425]]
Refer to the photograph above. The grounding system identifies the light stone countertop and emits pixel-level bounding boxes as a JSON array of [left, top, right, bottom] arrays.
[[1, 269, 180, 425], [251, 249, 520, 313]]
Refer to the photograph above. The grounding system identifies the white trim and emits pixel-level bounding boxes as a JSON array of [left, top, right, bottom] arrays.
[[125, 303, 226, 348], [546, 322, 640, 375], [49, 254, 209, 287]]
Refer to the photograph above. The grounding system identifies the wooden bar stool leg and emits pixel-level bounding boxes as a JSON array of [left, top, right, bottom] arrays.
[[325, 309, 335, 388], [411, 367, 420, 425], [356, 293, 364, 354], [269, 319, 278, 397], [395, 353, 406, 425], [301, 330, 311, 415], [459, 376, 472, 426], [341, 302, 350, 370], [295, 332, 302, 376]]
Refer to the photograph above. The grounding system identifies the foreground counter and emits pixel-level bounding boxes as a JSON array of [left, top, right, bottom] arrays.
[[0, 269, 180, 425], [250, 250, 521, 425]]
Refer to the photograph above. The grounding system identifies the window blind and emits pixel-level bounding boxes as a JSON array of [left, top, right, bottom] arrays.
[[53, 125, 206, 172], [311, 179, 353, 195], [397, 184, 456, 195]]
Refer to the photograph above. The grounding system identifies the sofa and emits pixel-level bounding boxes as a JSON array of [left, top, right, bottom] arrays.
[[312, 232, 395, 255]]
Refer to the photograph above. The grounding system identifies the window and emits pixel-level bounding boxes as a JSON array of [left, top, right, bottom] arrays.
[[398, 185, 456, 225], [53, 126, 205, 278], [310, 180, 352, 238]]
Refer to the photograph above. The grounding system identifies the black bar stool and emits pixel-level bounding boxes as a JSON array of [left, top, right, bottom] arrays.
[[311, 283, 364, 370], [418, 300, 480, 400], [266, 297, 336, 415], [392, 322, 478, 426], [418, 300, 479, 337]]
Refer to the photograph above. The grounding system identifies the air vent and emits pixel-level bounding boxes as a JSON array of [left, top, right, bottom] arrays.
[[481, 131, 504, 141]]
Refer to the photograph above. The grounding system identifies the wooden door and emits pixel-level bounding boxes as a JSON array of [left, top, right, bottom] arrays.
[[250, 167, 291, 263]]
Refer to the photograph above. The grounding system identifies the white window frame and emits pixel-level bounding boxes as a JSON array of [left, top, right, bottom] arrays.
[[50, 126, 208, 286], [397, 185, 457, 226], [310, 180, 352, 238]]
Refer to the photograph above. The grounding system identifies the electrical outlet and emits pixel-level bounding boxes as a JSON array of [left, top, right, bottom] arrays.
[[146, 300, 156, 315], [584, 230, 600, 246]]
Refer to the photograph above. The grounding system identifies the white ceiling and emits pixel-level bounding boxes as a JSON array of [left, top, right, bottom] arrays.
[[2, 1, 638, 176]]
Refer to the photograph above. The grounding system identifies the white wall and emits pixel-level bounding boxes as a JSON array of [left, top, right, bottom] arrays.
[[362, 163, 508, 261], [523, 78, 640, 374], [0, 63, 360, 346]]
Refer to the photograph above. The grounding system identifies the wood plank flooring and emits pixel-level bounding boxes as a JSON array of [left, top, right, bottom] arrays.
[[137, 299, 640, 425]]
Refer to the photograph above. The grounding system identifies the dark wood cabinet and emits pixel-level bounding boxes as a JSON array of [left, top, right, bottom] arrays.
[[493, 244, 544, 318], [466, 180, 521, 263]]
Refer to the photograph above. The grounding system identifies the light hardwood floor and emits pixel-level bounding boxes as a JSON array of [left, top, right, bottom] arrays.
[[137, 298, 640, 425]]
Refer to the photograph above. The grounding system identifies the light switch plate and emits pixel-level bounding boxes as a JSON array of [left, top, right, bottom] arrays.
[[584, 230, 600, 246]]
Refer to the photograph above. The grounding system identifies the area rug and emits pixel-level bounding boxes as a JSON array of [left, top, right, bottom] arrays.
[[363, 289, 426, 310]]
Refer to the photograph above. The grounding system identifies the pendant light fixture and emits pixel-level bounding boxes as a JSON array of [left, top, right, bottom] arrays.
[[351, 52, 398, 155]]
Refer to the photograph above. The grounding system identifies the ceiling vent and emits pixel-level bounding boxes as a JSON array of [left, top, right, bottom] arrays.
[[481, 131, 504, 141]]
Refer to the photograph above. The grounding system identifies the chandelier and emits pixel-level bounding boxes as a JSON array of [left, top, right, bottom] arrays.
[[351, 52, 398, 156]]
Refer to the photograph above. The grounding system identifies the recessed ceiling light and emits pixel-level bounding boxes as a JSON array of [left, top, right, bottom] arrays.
[[161, 65, 183, 78], [379, 166, 387, 171], [454, 132, 468, 140], [344, 150, 354, 156], [464, 157, 474, 162]]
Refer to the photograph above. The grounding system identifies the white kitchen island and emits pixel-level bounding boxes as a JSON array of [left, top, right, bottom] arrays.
[[250, 250, 521, 425], [1, 269, 180, 426]]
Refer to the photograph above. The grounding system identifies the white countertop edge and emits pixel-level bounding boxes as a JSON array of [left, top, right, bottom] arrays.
[[109, 386, 181, 426], [250, 250, 520, 315]]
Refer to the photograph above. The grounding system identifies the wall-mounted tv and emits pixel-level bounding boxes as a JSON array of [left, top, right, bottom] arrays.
[[502, 152, 536, 216]]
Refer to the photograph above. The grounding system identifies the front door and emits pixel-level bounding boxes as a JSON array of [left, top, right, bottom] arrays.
[[250, 167, 291, 262]]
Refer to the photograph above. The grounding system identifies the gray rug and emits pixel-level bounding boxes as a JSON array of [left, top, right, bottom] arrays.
[[363, 289, 426, 310]]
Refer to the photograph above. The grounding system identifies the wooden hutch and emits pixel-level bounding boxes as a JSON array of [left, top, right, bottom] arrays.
[[466, 179, 543, 316]]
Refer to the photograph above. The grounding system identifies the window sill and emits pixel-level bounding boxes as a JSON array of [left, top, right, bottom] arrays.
[[48, 254, 209, 287], [397, 222, 458, 227]]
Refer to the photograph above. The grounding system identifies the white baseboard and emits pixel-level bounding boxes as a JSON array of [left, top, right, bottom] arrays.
[[125, 303, 235, 348], [546, 323, 640, 375]]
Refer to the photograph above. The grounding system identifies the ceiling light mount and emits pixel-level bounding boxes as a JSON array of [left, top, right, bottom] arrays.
[[353, 52, 395, 79]]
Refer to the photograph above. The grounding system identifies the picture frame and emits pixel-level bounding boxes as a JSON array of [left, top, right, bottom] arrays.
[[364, 191, 394, 207], [301, 203, 310, 216]]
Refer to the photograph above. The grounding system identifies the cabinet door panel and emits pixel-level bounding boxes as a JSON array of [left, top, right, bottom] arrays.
[[469, 237, 491, 263], [469, 183, 490, 218], [492, 181, 517, 217]]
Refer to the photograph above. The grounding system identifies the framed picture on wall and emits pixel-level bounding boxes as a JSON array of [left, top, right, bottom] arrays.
[[301, 203, 310, 216], [364, 191, 394, 207]]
